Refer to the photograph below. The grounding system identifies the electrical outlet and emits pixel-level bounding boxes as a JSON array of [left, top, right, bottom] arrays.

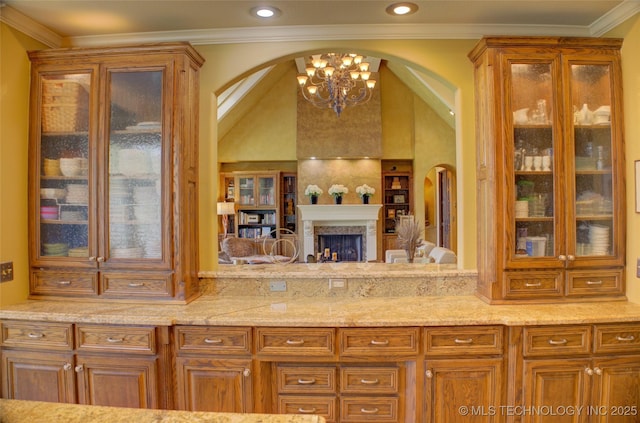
[[329, 278, 347, 289], [270, 281, 287, 292], [1, 262, 14, 282]]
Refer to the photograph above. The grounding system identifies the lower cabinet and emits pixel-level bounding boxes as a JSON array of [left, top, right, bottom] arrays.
[[0, 320, 167, 408]]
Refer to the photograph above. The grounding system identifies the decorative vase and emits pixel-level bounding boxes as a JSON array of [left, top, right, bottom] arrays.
[[362, 196, 369, 204], [405, 242, 416, 263], [310, 195, 318, 204], [335, 196, 342, 205]]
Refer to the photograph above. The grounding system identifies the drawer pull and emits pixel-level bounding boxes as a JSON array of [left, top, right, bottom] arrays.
[[361, 407, 380, 414], [57, 280, 71, 286], [286, 339, 305, 345], [107, 337, 124, 343], [27, 332, 44, 339], [204, 338, 223, 344], [586, 280, 603, 285], [525, 282, 542, 287], [547, 338, 568, 345], [128, 282, 145, 287], [370, 339, 389, 346], [297, 408, 317, 414], [297, 378, 317, 385], [616, 335, 636, 342], [454, 338, 474, 344], [360, 378, 380, 385]]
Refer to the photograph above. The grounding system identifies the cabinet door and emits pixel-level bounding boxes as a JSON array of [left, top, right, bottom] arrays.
[[175, 357, 253, 412], [424, 358, 503, 423], [563, 56, 625, 268], [33, 71, 97, 268], [257, 175, 276, 207], [75, 354, 159, 408], [591, 356, 640, 423], [237, 176, 256, 206], [504, 52, 563, 269], [523, 358, 590, 423], [103, 67, 168, 269], [1, 350, 76, 403]]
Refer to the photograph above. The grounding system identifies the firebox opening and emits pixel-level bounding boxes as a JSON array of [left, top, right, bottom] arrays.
[[317, 234, 363, 262]]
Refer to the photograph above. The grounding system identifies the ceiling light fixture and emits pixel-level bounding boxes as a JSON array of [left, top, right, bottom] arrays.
[[297, 53, 377, 117], [386, 2, 418, 16], [251, 6, 281, 19]]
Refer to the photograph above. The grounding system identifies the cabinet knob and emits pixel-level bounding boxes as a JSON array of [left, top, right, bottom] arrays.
[[63, 363, 72, 371], [88, 256, 96, 261], [425, 369, 433, 378], [558, 255, 567, 261], [96, 256, 105, 262], [593, 367, 602, 375], [243, 368, 251, 377], [567, 255, 576, 261], [74, 365, 83, 373], [585, 368, 594, 376]]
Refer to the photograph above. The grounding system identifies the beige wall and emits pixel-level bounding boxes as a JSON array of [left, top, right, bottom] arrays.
[[2, 21, 639, 305]]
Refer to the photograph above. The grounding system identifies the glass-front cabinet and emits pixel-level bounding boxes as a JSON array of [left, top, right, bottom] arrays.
[[28, 43, 204, 302], [233, 172, 280, 238], [469, 37, 625, 303]]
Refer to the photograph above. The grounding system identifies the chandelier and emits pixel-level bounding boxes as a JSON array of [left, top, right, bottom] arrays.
[[297, 53, 377, 117]]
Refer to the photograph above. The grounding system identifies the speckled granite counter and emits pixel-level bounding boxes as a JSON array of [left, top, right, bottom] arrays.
[[2, 295, 640, 327], [0, 399, 325, 422]]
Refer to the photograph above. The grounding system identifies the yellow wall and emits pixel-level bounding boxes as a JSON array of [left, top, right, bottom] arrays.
[[2, 22, 639, 304], [0, 24, 47, 306]]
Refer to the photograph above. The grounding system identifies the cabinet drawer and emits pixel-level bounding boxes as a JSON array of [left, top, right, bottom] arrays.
[[278, 396, 337, 423], [1, 320, 73, 350], [75, 324, 156, 354], [503, 271, 563, 299], [277, 365, 337, 394], [340, 366, 400, 394], [101, 273, 172, 298], [30, 269, 98, 297], [175, 326, 251, 355], [566, 269, 624, 297], [523, 325, 592, 357], [256, 328, 335, 358], [339, 328, 419, 358], [424, 326, 503, 356], [340, 397, 400, 422], [593, 323, 640, 355]]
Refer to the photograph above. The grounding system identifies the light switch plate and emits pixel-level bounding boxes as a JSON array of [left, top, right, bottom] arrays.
[[1, 261, 13, 282]]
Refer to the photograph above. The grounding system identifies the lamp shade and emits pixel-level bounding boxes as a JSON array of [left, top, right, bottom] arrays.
[[217, 202, 235, 215]]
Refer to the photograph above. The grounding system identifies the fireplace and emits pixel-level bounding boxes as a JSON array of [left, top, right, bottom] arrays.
[[297, 205, 382, 262], [316, 231, 364, 262]]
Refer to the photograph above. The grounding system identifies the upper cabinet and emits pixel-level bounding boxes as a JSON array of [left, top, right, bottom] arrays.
[[28, 43, 204, 302], [469, 37, 625, 303], [233, 172, 280, 239]]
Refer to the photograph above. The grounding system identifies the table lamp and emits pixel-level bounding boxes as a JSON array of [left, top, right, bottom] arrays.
[[217, 202, 235, 238]]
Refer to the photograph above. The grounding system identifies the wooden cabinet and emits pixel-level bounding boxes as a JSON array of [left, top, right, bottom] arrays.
[[1, 320, 167, 409], [469, 36, 626, 303], [424, 326, 504, 423], [173, 326, 253, 412], [518, 323, 640, 423], [28, 43, 203, 302], [381, 171, 413, 254], [233, 172, 280, 239]]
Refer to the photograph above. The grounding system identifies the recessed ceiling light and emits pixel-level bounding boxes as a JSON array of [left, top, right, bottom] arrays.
[[386, 2, 418, 16], [251, 6, 281, 19]]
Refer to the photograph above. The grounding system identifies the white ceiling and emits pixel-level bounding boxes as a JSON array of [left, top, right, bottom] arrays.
[[1, 1, 639, 48]]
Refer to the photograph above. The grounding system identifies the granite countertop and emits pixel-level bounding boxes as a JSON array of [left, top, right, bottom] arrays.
[[0, 399, 325, 423], [2, 295, 640, 327]]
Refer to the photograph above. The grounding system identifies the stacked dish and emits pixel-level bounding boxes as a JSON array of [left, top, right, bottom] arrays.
[[589, 224, 610, 255], [40, 188, 66, 200], [43, 243, 68, 256], [43, 158, 61, 176], [40, 205, 59, 220], [68, 246, 89, 257], [59, 157, 87, 177], [60, 209, 85, 221], [65, 184, 88, 204], [118, 149, 150, 176], [593, 105, 611, 125]]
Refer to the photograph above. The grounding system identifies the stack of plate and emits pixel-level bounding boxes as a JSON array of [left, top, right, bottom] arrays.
[[68, 246, 89, 257], [59, 157, 87, 177], [118, 149, 150, 176], [515, 200, 529, 218], [111, 246, 144, 258], [43, 243, 68, 256], [40, 205, 59, 220], [66, 184, 88, 204], [589, 224, 610, 255], [60, 209, 85, 221], [40, 188, 66, 200], [43, 158, 61, 176]]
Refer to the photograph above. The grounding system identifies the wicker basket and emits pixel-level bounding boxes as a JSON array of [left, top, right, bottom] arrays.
[[41, 80, 88, 132]]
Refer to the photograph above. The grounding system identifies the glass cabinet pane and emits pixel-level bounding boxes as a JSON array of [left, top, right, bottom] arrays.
[[237, 177, 255, 205], [257, 176, 275, 206], [510, 62, 556, 259], [39, 74, 91, 259], [107, 71, 163, 260], [570, 64, 614, 257]]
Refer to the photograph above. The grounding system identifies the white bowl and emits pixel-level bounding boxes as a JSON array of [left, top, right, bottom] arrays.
[[40, 188, 66, 200]]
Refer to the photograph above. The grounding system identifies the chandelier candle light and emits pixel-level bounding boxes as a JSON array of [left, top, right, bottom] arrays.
[[297, 53, 377, 117]]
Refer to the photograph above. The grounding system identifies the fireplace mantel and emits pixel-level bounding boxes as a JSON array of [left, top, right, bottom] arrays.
[[298, 204, 382, 261]]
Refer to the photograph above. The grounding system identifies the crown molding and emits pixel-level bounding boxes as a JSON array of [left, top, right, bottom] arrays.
[[0, 4, 61, 47], [590, 0, 640, 36]]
